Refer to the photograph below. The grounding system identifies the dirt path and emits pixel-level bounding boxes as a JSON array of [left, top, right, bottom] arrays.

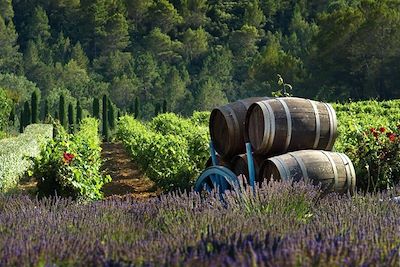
[[101, 142, 160, 200]]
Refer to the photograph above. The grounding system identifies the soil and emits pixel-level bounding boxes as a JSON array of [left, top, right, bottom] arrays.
[[101, 142, 160, 200]]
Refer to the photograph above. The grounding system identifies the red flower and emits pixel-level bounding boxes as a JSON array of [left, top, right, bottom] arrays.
[[379, 127, 386, 133], [63, 152, 75, 164], [387, 133, 396, 142], [373, 131, 379, 138], [370, 128, 376, 133]]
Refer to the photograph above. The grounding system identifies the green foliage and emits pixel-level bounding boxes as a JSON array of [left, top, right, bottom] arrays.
[[32, 118, 110, 200], [0, 124, 53, 192], [43, 99, 49, 121], [334, 100, 400, 192], [2, 0, 400, 118], [30, 91, 38, 123], [134, 96, 140, 119], [76, 100, 82, 124], [102, 95, 109, 140], [93, 98, 100, 119], [117, 113, 209, 191], [59, 94, 67, 128], [67, 103, 74, 132], [22, 101, 31, 129], [108, 99, 115, 130], [0, 87, 11, 131]]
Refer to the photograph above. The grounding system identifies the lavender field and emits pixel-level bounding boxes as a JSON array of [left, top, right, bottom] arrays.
[[0, 181, 399, 266]]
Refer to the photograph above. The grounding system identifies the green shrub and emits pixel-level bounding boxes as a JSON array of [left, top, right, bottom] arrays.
[[190, 111, 210, 126], [117, 114, 209, 191], [32, 118, 110, 200], [0, 124, 53, 191], [333, 100, 400, 192], [0, 88, 12, 131]]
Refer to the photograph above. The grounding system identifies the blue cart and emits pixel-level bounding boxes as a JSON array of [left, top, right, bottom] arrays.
[[194, 142, 256, 194]]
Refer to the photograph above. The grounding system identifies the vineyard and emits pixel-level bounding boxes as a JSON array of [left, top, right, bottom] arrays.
[[0, 98, 399, 266]]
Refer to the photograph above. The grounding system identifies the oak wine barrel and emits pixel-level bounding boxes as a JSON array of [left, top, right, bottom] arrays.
[[260, 150, 356, 194], [209, 97, 270, 159], [246, 97, 337, 156], [205, 155, 231, 169], [231, 154, 263, 184]]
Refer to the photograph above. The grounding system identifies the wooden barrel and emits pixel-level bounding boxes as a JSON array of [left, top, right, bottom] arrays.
[[209, 97, 270, 159], [205, 155, 231, 169], [260, 150, 356, 194], [231, 154, 263, 184], [245, 97, 337, 156]]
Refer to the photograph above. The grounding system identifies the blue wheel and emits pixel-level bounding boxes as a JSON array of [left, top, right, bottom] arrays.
[[194, 166, 241, 194]]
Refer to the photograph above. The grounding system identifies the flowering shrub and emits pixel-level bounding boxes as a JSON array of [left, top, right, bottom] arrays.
[[0, 124, 53, 191], [333, 100, 400, 192], [0, 181, 398, 266], [31, 118, 110, 200], [349, 126, 400, 191]]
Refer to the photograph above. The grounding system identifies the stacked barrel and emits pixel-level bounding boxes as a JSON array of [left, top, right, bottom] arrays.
[[209, 97, 356, 194]]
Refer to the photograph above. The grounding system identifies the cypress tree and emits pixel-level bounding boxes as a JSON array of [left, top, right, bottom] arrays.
[[154, 103, 161, 117], [108, 99, 115, 130], [43, 99, 49, 121], [59, 94, 67, 128], [68, 103, 74, 133], [162, 99, 167, 113], [102, 95, 109, 141], [9, 105, 15, 125], [76, 100, 83, 124], [23, 101, 31, 127], [19, 109, 23, 133], [31, 91, 39, 123], [55, 111, 59, 120], [93, 97, 100, 119], [134, 96, 140, 119]]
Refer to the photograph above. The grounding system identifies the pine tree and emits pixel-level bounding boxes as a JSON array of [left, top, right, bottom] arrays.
[[71, 42, 89, 70], [68, 103, 74, 133], [26, 6, 51, 43], [0, 16, 22, 73], [102, 94, 109, 141], [76, 100, 83, 124], [108, 99, 115, 130], [31, 91, 39, 123], [59, 94, 67, 128], [43, 99, 49, 121], [134, 96, 140, 119], [93, 98, 100, 118]]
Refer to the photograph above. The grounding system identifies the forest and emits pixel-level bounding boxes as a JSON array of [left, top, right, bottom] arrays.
[[1, 0, 400, 118]]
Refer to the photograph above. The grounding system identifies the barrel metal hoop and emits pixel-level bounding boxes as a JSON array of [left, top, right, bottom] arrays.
[[288, 152, 309, 182], [337, 152, 351, 192], [321, 151, 339, 189], [277, 98, 292, 152], [308, 100, 321, 149], [258, 101, 274, 154], [225, 105, 240, 153], [343, 154, 356, 194], [324, 103, 337, 150], [270, 157, 290, 181]]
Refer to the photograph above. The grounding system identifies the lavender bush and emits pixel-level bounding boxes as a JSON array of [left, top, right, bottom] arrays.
[[0, 181, 398, 266]]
